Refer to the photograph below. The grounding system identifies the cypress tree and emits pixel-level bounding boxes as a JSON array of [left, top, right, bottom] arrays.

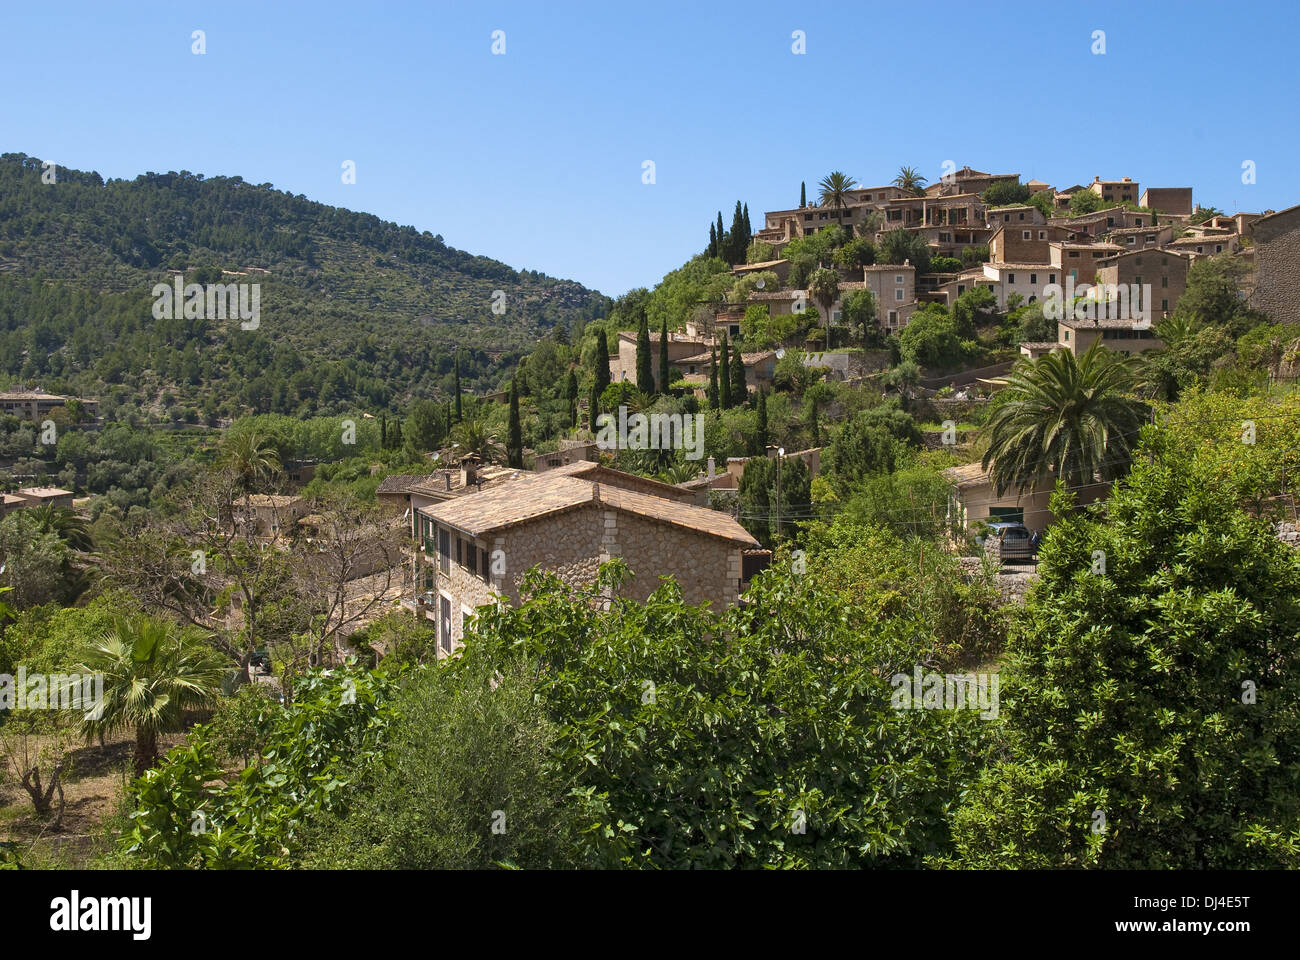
[[716, 211, 726, 260], [742, 203, 751, 245], [391, 419, 403, 449], [636, 313, 654, 395], [707, 348, 719, 410], [718, 332, 732, 409], [729, 201, 746, 263], [754, 388, 768, 455], [566, 369, 579, 427], [800, 181, 806, 208], [593, 329, 611, 398], [730, 341, 746, 406], [708, 222, 717, 258], [589, 381, 600, 431], [380, 413, 388, 448], [453, 351, 463, 422], [507, 376, 523, 468], [658, 317, 671, 394]]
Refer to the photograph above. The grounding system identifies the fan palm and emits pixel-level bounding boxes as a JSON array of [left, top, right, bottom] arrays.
[[448, 419, 506, 464], [77, 615, 227, 778], [981, 342, 1147, 496], [892, 166, 929, 196], [26, 504, 94, 552], [817, 171, 858, 220]]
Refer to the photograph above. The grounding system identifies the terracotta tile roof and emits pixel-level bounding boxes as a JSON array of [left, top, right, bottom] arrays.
[[733, 259, 788, 271], [243, 494, 302, 507], [942, 463, 989, 489], [418, 470, 757, 545]]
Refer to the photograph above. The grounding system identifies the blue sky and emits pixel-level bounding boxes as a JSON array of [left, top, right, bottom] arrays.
[[3, 0, 1297, 297]]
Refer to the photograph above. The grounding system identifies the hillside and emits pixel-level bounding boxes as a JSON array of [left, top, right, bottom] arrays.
[[0, 153, 608, 420]]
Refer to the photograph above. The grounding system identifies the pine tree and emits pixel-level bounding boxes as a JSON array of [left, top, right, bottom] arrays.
[[718, 332, 732, 409], [730, 341, 747, 406], [800, 182, 806, 208], [708, 222, 717, 258], [593, 329, 611, 399], [707, 348, 719, 410], [658, 317, 670, 394], [636, 313, 654, 395], [507, 376, 523, 468], [453, 351, 463, 423]]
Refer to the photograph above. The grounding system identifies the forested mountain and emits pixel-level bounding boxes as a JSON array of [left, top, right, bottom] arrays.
[[0, 153, 608, 421]]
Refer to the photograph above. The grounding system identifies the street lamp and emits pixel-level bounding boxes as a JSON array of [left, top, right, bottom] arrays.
[[775, 447, 785, 543]]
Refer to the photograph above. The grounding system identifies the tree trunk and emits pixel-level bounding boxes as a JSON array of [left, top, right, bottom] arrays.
[[134, 726, 158, 779]]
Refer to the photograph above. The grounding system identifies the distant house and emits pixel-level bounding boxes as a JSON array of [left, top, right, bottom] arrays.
[[1087, 176, 1140, 206], [12, 487, 75, 510], [943, 463, 1108, 534], [416, 470, 759, 655], [1139, 187, 1193, 217], [0, 391, 97, 424], [233, 494, 306, 537], [534, 438, 599, 472]]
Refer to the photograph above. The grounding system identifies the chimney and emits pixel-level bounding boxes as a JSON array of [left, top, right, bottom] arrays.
[[707, 456, 716, 480], [444, 472, 451, 492], [460, 455, 479, 488], [591, 481, 600, 502]]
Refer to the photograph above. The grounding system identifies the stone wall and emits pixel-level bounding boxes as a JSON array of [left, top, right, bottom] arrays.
[[1250, 208, 1300, 325]]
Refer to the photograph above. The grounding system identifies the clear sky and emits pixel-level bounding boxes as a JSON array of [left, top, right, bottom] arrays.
[[2, 0, 1297, 297]]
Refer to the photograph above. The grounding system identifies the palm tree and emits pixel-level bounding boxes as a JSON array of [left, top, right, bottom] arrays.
[[982, 343, 1149, 494], [219, 431, 282, 493], [817, 171, 858, 223], [892, 166, 929, 196], [78, 615, 227, 778], [1131, 313, 1203, 400], [448, 419, 506, 464], [809, 268, 841, 329], [26, 504, 94, 552], [981, 342, 1147, 496]]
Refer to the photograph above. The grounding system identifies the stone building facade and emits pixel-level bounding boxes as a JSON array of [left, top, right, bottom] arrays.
[[417, 472, 758, 656], [1248, 204, 1300, 325]]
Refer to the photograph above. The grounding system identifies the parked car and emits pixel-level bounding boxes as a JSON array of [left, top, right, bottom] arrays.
[[984, 522, 1034, 563]]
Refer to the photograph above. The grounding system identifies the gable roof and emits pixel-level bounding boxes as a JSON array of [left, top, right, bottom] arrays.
[[418, 471, 757, 545]]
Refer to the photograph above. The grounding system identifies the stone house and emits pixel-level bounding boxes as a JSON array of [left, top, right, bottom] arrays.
[[1050, 241, 1126, 284], [1139, 187, 1193, 216], [943, 462, 1109, 535], [1056, 318, 1164, 357], [610, 329, 713, 384], [988, 223, 1069, 264], [1087, 176, 1140, 205], [1092, 248, 1190, 320], [1247, 203, 1300, 325], [416, 471, 759, 655]]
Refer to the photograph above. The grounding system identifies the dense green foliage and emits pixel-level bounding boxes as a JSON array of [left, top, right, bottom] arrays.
[[0, 153, 607, 418]]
